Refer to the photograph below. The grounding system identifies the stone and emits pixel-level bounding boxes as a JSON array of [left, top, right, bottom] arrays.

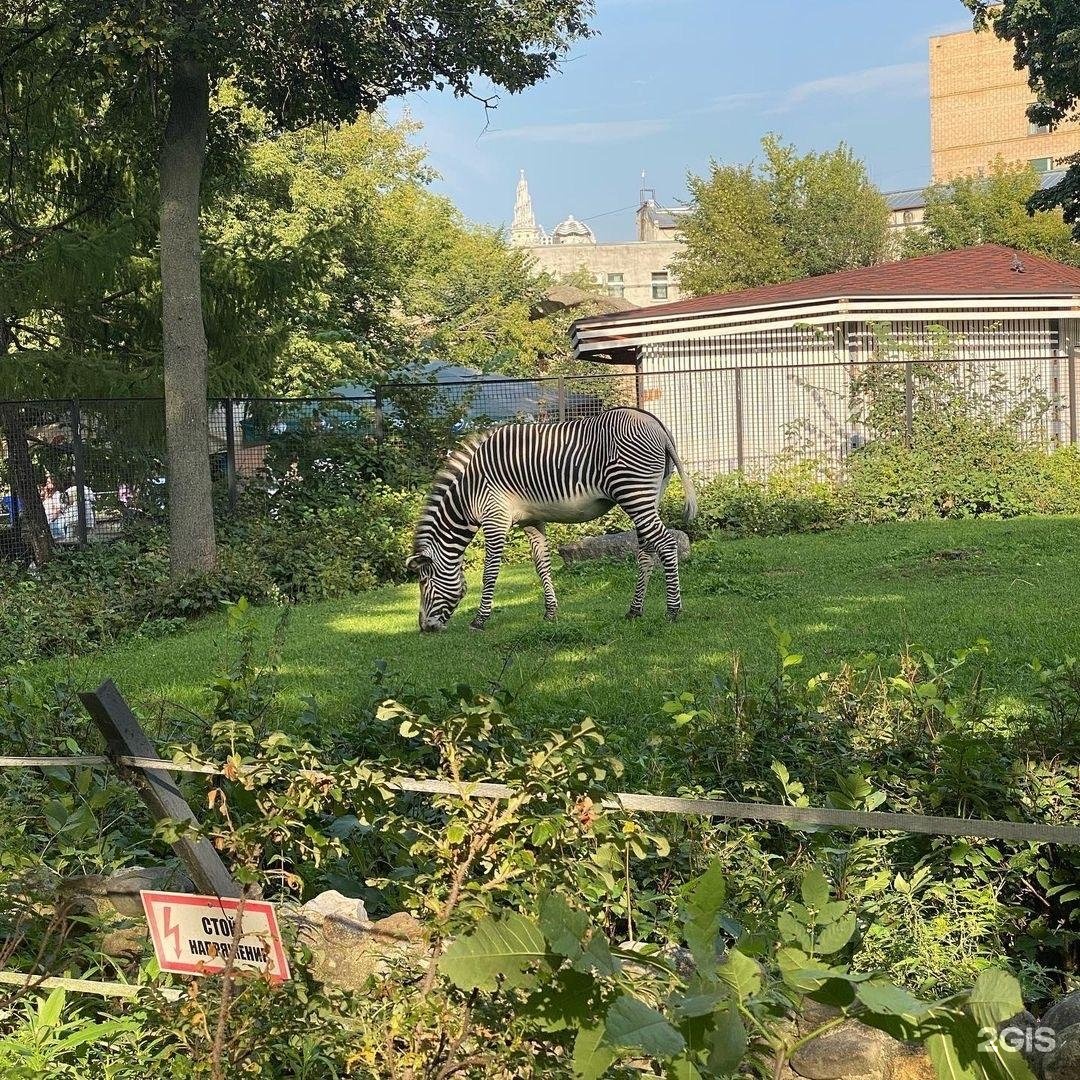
[[300, 889, 370, 926], [791, 1002, 903, 1080], [886, 1046, 936, 1080], [1042, 991, 1080, 1042], [105, 865, 194, 917], [297, 900, 424, 991], [1044, 1023, 1080, 1080], [558, 529, 691, 569], [100, 922, 150, 958]]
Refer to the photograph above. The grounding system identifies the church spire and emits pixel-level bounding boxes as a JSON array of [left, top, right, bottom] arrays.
[[509, 170, 547, 247]]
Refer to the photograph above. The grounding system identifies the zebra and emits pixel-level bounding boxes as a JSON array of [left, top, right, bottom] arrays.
[[407, 407, 697, 632]]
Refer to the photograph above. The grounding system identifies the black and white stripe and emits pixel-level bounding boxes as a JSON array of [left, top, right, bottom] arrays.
[[408, 407, 697, 631]]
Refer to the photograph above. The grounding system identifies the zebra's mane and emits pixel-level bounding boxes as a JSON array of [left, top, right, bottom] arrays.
[[413, 432, 486, 553]]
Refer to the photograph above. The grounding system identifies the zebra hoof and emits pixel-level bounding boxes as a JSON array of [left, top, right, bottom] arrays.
[[625, 609, 643, 621], [666, 608, 681, 623], [543, 610, 558, 622], [469, 618, 488, 632]]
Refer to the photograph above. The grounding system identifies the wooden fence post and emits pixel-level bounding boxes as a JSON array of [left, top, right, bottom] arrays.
[[79, 679, 242, 898]]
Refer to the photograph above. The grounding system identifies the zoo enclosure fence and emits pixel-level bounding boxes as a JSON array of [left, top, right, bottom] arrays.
[[1, 351, 1075, 547]]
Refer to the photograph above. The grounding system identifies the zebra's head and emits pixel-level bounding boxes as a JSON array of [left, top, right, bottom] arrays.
[[408, 548, 466, 632]]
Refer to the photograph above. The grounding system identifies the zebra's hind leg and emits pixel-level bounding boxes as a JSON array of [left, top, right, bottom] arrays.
[[627, 519, 682, 621], [470, 519, 509, 631], [654, 528, 682, 621], [523, 525, 558, 621], [625, 546, 655, 619]]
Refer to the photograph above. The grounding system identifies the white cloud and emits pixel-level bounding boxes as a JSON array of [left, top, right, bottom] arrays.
[[776, 61, 928, 111], [485, 118, 672, 143], [698, 91, 768, 114]]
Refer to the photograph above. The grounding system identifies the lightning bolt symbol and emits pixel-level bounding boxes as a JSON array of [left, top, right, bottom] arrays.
[[162, 906, 182, 959]]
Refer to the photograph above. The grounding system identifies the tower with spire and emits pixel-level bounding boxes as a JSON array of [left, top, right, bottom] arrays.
[[508, 170, 549, 247]]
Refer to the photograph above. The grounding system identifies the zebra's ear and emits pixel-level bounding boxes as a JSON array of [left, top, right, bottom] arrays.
[[406, 552, 432, 576]]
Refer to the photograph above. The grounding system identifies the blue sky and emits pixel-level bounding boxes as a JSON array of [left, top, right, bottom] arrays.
[[387, 0, 975, 242]]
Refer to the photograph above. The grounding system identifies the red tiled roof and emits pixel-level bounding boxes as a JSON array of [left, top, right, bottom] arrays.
[[574, 245, 1080, 327]]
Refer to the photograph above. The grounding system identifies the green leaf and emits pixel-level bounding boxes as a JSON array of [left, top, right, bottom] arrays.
[[801, 867, 831, 910], [572, 931, 620, 977], [572, 1023, 617, 1080], [966, 969, 1024, 1030], [36, 987, 65, 1029], [816, 913, 856, 955], [856, 983, 931, 1018], [439, 912, 547, 991], [605, 995, 686, 1057], [671, 988, 731, 1019], [707, 1003, 747, 1074], [540, 893, 589, 958], [684, 860, 727, 971], [926, 1024, 981, 1080], [664, 1055, 703, 1080], [717, 949, 761, 1002], [523, 970, 596, 1033]]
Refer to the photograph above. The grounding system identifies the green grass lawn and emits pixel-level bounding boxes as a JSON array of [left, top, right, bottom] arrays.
[[33, 516, 1080, 734]]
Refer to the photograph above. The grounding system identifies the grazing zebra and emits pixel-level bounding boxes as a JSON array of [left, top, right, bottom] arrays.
[[408, 407, 697, 632]]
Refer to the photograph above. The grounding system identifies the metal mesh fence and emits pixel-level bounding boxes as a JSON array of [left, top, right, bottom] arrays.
[[1, 353, 1075, 552]]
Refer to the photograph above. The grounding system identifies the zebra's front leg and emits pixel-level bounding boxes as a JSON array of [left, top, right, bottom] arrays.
[[470, 523, 509, 631], [625, 546, 655, 620], [523, 525, 558, 621]]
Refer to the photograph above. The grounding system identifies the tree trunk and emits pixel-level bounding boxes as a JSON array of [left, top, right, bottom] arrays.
[[159, 45, 216, 578], [0, 405, 54, 566]]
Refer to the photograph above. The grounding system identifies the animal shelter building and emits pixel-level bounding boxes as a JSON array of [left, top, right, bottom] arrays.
[[570, 244, 1080, 476]]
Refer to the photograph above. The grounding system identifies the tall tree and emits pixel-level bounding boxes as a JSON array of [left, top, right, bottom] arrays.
[[901, 159, 1080, 264], [43, 0, 595, 577], [965, 1, 1080, 232], [671, 135, 889, 297]]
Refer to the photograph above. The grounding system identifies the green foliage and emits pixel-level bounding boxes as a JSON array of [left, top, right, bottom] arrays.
[[441, 863, 1035, 1079], [672, 135, 889, 296], [3, 623, 1078, 1076], [901, 160, 1080, 265]]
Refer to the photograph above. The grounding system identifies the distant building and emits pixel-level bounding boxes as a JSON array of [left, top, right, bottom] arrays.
[[930, 28, 1080, 181], [508, 172, 684, 307], [885, 169, 1067, 245]]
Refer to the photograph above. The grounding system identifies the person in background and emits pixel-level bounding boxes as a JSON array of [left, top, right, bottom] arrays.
[[41, 478, 64, 538], [52, 483, 95, 541]]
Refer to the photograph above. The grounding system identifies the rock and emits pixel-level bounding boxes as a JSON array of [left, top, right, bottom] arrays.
[[1043, 991, 1080, 1042], [792, 1002, 900, 1080], [558, 529, 691, 569], [300, 889, 370, 926], [1044, 1023, 1080, 1080], [105, 865, 194, 917], [100, 923, 150, 958], [297, 900, 424, 991], [886, 1047, 936, 1080]]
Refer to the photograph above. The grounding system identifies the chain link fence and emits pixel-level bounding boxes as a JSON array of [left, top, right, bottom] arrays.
[[1, 355, 1074, 553]]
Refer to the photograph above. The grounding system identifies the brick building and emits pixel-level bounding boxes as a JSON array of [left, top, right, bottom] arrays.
[[930, 28, 1080, 181]]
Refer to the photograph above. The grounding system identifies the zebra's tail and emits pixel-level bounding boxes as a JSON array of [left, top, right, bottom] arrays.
[[664, 433, 698, 524]]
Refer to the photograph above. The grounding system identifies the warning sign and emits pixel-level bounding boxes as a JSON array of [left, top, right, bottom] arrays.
[[140, 891, 291, 983]]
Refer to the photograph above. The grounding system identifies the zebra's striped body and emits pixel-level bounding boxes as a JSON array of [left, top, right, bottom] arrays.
[[409, 407, 697, 631]]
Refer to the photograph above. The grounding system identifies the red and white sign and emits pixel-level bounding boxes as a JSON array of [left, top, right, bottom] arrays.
[[140, 891, 291, 983]]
